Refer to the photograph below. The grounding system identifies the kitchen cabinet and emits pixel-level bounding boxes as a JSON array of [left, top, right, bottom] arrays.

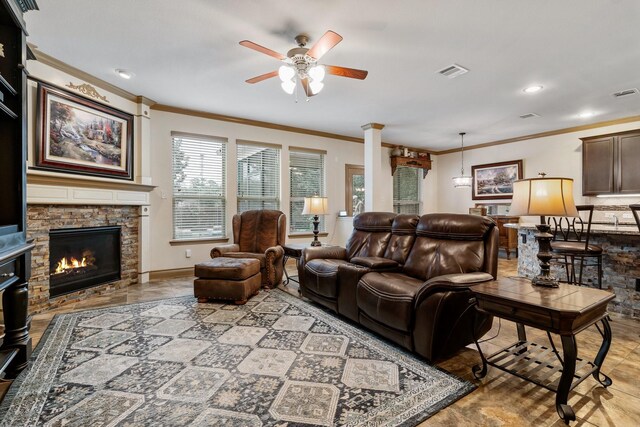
[[582, 130, 640, 195]]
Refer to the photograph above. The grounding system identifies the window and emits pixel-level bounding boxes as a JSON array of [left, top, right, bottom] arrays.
[[345, 164, 365, 216], [237, 141, 280, 213], [172, 132, 226, 240], [290, 148, 326, 233], [393, 166, 421, 214]]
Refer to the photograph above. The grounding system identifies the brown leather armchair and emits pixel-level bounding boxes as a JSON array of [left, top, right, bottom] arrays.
[[211, 210, 286, 288]]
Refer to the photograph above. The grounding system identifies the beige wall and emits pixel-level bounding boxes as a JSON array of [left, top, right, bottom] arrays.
[[434, 120, 640, 222], [149, 110, 370, 271]]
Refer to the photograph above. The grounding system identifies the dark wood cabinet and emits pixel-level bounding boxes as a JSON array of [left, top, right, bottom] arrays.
[[0, 0, 37, 379], [390, 155, 432, 178], [489, 215, 519, 260], [582, 130, 640, 195]]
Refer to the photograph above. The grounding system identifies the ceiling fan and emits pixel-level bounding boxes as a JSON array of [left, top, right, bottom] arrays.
[[240, 30, 368, 97]]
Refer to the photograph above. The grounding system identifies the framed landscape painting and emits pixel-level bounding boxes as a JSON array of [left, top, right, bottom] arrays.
[[36, 82, 134, 180], [471, 160, 523, 200]]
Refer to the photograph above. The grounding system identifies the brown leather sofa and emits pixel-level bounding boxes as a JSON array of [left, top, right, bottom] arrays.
[[299, 212, 498, 361], [211, 210, 286, 288]]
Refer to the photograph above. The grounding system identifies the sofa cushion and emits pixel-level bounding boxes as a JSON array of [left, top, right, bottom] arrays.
[[195, 257, 261, 280], [357, 272, 424, 332], [350, 257, 398, 270], [402, 214, 495, 281], [383, 214, 419, 264], [345, 212, 395, 259], [237, 210, 284, 253], [304, 259, 352, 298]]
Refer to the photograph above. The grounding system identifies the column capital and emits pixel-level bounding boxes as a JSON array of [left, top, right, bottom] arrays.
[[361, 123, 385, 131]]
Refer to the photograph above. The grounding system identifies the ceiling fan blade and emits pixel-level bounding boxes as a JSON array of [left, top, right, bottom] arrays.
[[325, 65, 368, 80], [300, 78, 315, 97], [245, 71, 279, 84], [239, 40, 286, 61], [306, 30, 343, 60]]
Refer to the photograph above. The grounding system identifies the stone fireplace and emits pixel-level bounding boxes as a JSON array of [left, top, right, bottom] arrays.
[[49, 226, 122, 298], [27, 205, 140, 313]]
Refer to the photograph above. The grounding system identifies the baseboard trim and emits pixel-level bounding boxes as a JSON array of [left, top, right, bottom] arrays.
[[149, 267, 194, 280]]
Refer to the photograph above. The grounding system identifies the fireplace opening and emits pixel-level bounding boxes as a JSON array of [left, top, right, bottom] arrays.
[[49, 226, 121, 298]]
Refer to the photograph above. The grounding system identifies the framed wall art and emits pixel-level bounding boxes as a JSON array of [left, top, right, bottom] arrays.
[[36, 82, 134, 180], [471, 160, 523, 200]]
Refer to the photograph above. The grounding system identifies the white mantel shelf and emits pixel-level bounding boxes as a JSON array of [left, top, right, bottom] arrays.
[[27, 170, 155, 206]]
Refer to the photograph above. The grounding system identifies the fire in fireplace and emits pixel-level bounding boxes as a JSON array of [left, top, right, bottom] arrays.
[[49, 226, 121, 298]]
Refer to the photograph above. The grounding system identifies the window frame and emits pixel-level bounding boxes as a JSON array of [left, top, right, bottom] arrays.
[[289, 147, 327, 234], [171, 132, 227, 241], [345, 164, 365, 217]]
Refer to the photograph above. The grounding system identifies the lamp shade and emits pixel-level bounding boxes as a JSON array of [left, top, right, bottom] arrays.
[[302, 196, 329, 215], [509, 177, 579, 217]]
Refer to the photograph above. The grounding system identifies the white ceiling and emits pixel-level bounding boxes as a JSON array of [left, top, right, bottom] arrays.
[[25, 0, 640, 151]]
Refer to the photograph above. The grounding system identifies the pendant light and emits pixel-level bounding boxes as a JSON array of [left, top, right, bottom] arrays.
[[452, 132, 472, 188]]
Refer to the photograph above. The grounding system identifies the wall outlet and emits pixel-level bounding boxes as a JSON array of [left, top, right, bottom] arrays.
[[185, 249, 192, 258], [622, 213, 633, 219]]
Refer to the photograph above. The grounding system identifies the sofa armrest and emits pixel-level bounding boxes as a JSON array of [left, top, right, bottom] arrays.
[[210, 243, 240, 258], [350, 256, 399, 270], [336, 263, 371, 321], [298, 246, 347, 289], [302, 246, 347, 264], [415, 272, 494, 308], [412, 272, 494, 361], [265, 245, 285, 287]]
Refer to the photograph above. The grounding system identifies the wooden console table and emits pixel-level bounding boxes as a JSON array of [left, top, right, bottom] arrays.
[[470, 277, 614, 424]]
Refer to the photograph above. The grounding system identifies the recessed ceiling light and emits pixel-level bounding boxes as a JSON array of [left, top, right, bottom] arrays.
[[115, 69, 134, 79], [578, 111, 595, 119], [523, 85, 543, 93]]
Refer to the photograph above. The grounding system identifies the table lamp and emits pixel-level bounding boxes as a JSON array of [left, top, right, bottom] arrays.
[[509, 176, 578, 287], [302, 196, 329, 246]]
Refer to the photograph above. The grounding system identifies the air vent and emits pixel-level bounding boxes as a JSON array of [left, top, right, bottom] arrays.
[[519, 113, 540, 119], [612, 88, 638, 98], [437, 64, 469, 79]]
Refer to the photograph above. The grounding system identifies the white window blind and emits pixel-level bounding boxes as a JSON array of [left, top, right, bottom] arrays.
[[237, 142, 280, 213], [290, 149, 326, 233], [172, 133, 226, 240], [393, 166, 421, 214]]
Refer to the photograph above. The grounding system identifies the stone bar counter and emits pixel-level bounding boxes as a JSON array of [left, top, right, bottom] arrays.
[[505, 223, 640, 317]]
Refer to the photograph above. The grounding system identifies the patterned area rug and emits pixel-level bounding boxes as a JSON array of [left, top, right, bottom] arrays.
[[0, 289, 474, 426]]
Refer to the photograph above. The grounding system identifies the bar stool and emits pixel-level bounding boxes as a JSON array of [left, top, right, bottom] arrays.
[[631, 204, 640, 231], [549, 205, 603, 288]]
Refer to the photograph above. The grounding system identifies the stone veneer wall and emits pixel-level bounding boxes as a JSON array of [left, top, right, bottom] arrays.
[[517, 229, 640, 318], [27, 205, 140, 314]]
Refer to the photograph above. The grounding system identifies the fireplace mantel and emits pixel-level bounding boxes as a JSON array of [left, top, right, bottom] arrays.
[[27, 170, 155, 206]]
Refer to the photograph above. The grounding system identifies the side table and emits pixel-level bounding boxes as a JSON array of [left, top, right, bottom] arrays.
[[470, 277, 615, 424]]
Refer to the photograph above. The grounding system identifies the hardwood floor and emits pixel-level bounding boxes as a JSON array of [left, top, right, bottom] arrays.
[[2, 258, 639, 426]]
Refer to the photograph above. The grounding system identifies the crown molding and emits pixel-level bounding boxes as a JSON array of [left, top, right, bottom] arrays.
[[434, 115, 640, 155], [153, 104, 434, 154]]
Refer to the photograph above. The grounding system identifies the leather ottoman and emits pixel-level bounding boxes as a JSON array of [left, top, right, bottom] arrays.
[[194, 257, 261, 304]]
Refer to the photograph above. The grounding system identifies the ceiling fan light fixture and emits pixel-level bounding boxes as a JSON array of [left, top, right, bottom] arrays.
[[281, 79, 296, 94], [308, 65, 325, 82], [278, 65, 295, 82], [309, 80, 324, 94]]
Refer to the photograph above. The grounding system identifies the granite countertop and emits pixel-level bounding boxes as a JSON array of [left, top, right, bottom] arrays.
[[504, 222, 640, 236]]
